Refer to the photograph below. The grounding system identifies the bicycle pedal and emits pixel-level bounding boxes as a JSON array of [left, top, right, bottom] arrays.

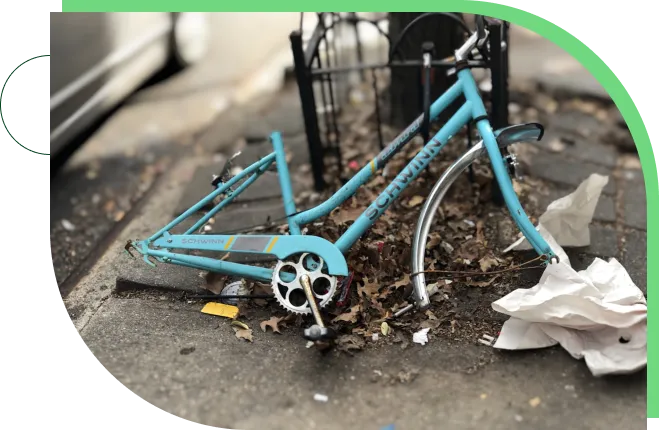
[[303, 325, 337, 342]]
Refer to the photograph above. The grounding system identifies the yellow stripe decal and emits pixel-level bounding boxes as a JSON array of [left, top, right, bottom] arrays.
[[224, 236, 235, 250], [265, 237, 279, 253], [370, 160, 376, 174]]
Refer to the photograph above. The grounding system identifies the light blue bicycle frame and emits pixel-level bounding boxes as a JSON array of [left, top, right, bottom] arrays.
[[129, 67, 556, 283]]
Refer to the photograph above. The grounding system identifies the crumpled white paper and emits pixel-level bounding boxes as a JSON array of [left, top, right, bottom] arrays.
[[504, 173, 609, 251], [413, 328, 430, 345], [493, 257, 647, 376], [494, 175, 647, 376]]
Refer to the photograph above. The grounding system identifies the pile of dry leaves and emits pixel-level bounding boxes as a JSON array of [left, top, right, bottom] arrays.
[[291, 121, 537, 352]]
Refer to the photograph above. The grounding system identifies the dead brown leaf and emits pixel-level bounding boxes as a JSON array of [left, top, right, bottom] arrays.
[[252, 282, 272, 296], [444, 202, 468, 218], [233, 327, 253, 342], [203, 272, 228, 294], [231, 320, 250, 330], [425, 310, 438, 320], [476, 221, 485, 243], [457, 239, 480, 261], [359, 277, 380, 298], [427, 233, 442, 249], [252, 283, 271, 306], [362, 245, 381, 266], [331, 206, 363, 225], [260, 316, 284, 334], [337, 334, 365, 353], [392, 274, 410, 289], [479, 256, 500, 272], [407, 195, 425, 208], [368, 299, 387, 317], [376, 287, 395, 302], [448, 220, 471, 232], [332, 305, 362, 323]]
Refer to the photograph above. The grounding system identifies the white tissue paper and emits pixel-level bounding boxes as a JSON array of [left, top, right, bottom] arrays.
[[504, 173, 609, 251], [413, 328, 430, 346], [493, 174, 647, 376]]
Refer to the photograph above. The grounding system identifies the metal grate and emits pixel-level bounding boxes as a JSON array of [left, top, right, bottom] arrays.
[[290, 12, 510, 191]]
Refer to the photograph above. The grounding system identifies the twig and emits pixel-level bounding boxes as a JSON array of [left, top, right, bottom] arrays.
[[411, 255, 547, 278]]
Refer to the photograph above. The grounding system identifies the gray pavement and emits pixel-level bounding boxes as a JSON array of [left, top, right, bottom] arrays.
[[82, 296, 645, 430], [508, 25, 607, 100]]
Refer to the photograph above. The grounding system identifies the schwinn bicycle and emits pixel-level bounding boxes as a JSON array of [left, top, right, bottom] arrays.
[[125, 17, 558, 346]]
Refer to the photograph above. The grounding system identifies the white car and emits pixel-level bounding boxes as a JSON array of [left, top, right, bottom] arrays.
[[50, 12, 210, 158]]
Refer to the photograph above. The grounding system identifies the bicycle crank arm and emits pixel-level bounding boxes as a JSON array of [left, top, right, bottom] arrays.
[[300, 274, 337, 343]]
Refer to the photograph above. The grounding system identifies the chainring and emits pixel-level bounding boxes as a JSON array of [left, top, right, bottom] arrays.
[[271, 253, 338, 314]]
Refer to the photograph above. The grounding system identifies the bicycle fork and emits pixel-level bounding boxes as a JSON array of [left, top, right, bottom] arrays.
[[477, 119, 554, 259], [410, 128, 557, 310]]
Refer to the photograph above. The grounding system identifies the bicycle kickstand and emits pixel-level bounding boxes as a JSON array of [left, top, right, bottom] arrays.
[[300, 274, 337, 349]]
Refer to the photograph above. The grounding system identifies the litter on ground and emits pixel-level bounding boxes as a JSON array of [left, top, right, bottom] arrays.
[[200, 302, 240, 319], [494, 175, 647, 376], [413, 328, 430, 346], [505, 173, 609, 251], [313, 393, 329, 403]]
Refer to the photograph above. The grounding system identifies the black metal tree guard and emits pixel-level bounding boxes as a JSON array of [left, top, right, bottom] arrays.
[[290, 12, 510, 193]]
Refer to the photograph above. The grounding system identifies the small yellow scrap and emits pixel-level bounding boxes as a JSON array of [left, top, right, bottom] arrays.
[[529, 397, 542, 408], [201, 302, 239, 319], [230, 320, 250, 330]]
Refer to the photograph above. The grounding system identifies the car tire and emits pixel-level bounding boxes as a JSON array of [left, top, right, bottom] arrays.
[[169, 12, 210, 70]]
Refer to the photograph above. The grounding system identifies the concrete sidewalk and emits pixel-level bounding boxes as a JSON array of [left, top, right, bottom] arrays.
[[82, 296, 645, 430], [508, 25, 607, 100]]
